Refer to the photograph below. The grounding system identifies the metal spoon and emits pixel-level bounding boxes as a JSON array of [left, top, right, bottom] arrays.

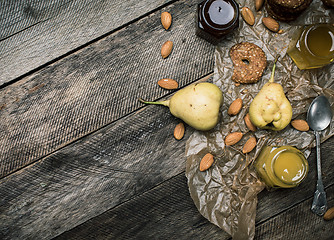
[[307, 95, 332, 216]]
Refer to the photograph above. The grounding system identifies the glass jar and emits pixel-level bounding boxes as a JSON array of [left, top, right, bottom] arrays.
[[196, 0, 239, 44], [254, 146, 309, 188], [287, 23, 334, 70]]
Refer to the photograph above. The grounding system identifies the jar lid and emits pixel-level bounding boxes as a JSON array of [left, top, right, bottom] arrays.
[[201, 0, 239, 32], [304, 24, 334, 58], [272, 147, 308, 185]]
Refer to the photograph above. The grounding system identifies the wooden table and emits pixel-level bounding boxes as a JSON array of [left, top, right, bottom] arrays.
[[1, 0, 333, 239]]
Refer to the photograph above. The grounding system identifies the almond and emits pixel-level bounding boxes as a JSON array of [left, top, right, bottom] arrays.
[[244, 113, 257, 131], [225, 132, 243, 146], [291, 119, 309, 131], [262, 17, 279, 33], [228, 98, 243, 116], [241, 7, 255, 26], [161, 12, 172, 30], [174, 122, 185, 140], [242, 136, 257, 154], [157, 78, 178, 89], [200, 153, 214, 171], [324, 207, 334, 221], [255, 0, 264, 11], [161, 40, 173, 59]]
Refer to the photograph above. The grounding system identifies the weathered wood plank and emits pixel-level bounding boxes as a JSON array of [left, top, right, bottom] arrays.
[[1, 97, 333, 240], [255, 187, 334, 240], [0, 0, 175, 86], [0, 0, 215, 178], [52, 142, 334, 240], [0, 103, 195, 240], [1, 0, 72, 41], [54, 173, 229, 240]]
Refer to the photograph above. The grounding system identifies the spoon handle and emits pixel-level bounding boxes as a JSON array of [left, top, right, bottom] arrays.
[[311, 131, 327, 216], [315, 131, 323, 180]]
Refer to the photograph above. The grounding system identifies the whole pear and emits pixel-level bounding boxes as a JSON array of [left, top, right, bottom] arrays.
[[139, 82, 223, 131], [249, 57, 292, 131]]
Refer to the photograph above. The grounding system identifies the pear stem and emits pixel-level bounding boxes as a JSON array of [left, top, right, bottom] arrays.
[[269, 55, 280, 83], [138, 98, 170, 107]]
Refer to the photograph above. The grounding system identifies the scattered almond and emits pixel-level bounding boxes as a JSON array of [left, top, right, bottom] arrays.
[[241, 7, 255, 26], [278, 29, 284, 34], [174, 122, 185, 140], [161, 40, 173, 58], [242, 136, 257, 154], [228, 98, 243, 116], [262, 17, 279, 33], [244, 113, 257, 131], [157, 78, 178, 89], [324, 207, 334, 221], [200, 153, 214, 171], [291, 119, 309, 131], [161, 12, 172, 30], [225, 132, 243, 146], [255, 0, 264, 11]]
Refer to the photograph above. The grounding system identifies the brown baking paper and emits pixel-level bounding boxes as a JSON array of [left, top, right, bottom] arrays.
[[185, 1, 334, 239]]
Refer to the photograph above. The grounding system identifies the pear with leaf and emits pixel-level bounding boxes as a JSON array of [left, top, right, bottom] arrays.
[[249, 56, 292, 131], [139, 82, 223, 131]]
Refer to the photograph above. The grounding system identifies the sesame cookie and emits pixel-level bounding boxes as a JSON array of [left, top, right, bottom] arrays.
[[230, 42, 267, 84]]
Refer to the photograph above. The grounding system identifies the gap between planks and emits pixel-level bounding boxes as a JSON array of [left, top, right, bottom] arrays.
[[1, 71, 214, 180], [0, 0, 180, 89]]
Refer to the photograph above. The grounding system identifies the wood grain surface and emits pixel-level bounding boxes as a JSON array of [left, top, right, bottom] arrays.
[[1, 0, 334, 239], [53, 138, 334, 240], [0, 0, 215, 178], [1, 104, 333, 239], [54, 173, 229, 240], [0, 0, 175, 86], [0, 103, 195, 240]]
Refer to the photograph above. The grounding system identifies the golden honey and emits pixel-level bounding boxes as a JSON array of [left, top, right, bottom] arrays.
[[287, 23, 334, 70], [254, 146, 309, 188]]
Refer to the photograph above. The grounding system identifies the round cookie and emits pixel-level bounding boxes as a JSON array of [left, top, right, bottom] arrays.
[[230, 42, 267, 84]]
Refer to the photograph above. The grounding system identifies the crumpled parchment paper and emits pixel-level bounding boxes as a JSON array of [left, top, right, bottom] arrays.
[[185, 1, 334, 239]]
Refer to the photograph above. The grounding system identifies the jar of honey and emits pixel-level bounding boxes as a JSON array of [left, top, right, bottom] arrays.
[[196, 0, 239, 44], [287, 23, 334, 70], [254, 146, 309, 188]]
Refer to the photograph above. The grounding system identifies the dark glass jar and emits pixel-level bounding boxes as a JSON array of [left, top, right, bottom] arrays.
[[287, 23, 334, 70], [196, 0, 239, 44]]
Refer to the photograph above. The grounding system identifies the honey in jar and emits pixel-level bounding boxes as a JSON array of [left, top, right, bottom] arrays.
[[287, 23, 334, 69], [254, 146, 309, 188], [196, 0, 239, 44]]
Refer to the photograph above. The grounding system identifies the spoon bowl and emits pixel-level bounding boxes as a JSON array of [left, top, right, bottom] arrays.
[[307, 95, 332, 216], [307, 95, 332, 131]]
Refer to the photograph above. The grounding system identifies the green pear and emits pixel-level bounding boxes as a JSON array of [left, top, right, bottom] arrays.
[[139, 82, 223, 131], [249, 57, 292, 131]]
